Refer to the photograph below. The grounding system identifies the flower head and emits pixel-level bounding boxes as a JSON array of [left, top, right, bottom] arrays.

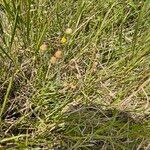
[[61, 36, 67, 44], [65, 28, 73, 35], [50, 56, 57, 64], [54, 50, 62, 59], [40, 43, 48, 53]]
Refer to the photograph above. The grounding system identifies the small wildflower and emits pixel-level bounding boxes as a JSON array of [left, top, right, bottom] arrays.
[[65, 28, 73, 35], [54, 50, 62, 59], [40, 43, 48, 53], [50, 56, 57, 64], [61, 37, 67, 44]]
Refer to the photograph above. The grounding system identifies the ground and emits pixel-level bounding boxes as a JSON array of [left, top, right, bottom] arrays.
[[0, 0, 150, 149]]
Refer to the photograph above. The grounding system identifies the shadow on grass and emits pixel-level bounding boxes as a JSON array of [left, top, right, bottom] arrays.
[[52, 103, 150, 150], [0, 101, 149, 150]]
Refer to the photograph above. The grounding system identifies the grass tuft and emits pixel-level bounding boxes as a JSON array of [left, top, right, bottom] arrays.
[[0, 0, 150, 149]]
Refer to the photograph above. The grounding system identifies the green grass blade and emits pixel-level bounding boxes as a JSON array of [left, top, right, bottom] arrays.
[[0, 76, 13, 121]]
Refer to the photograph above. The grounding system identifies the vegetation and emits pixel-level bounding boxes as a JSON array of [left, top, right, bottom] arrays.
[[0, 0, 150, 149]]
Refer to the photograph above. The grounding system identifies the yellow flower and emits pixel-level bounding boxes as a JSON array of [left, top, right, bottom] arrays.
[[61, 37, 67, 44]]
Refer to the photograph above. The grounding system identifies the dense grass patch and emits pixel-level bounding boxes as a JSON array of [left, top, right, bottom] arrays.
[[0, 0, 150, 149]]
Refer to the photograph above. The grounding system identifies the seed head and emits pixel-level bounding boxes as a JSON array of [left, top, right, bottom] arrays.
[[50, 56, 57, 64], [54, 50, 62, 59], [65, 28, 73, 35], [40, 43, 48, 53]]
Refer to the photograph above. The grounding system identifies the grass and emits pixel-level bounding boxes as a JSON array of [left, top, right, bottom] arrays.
[[0, 0, 150, 149]]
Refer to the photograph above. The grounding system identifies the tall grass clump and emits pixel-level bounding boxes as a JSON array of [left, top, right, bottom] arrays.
[[0, 0, 150, 149]]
